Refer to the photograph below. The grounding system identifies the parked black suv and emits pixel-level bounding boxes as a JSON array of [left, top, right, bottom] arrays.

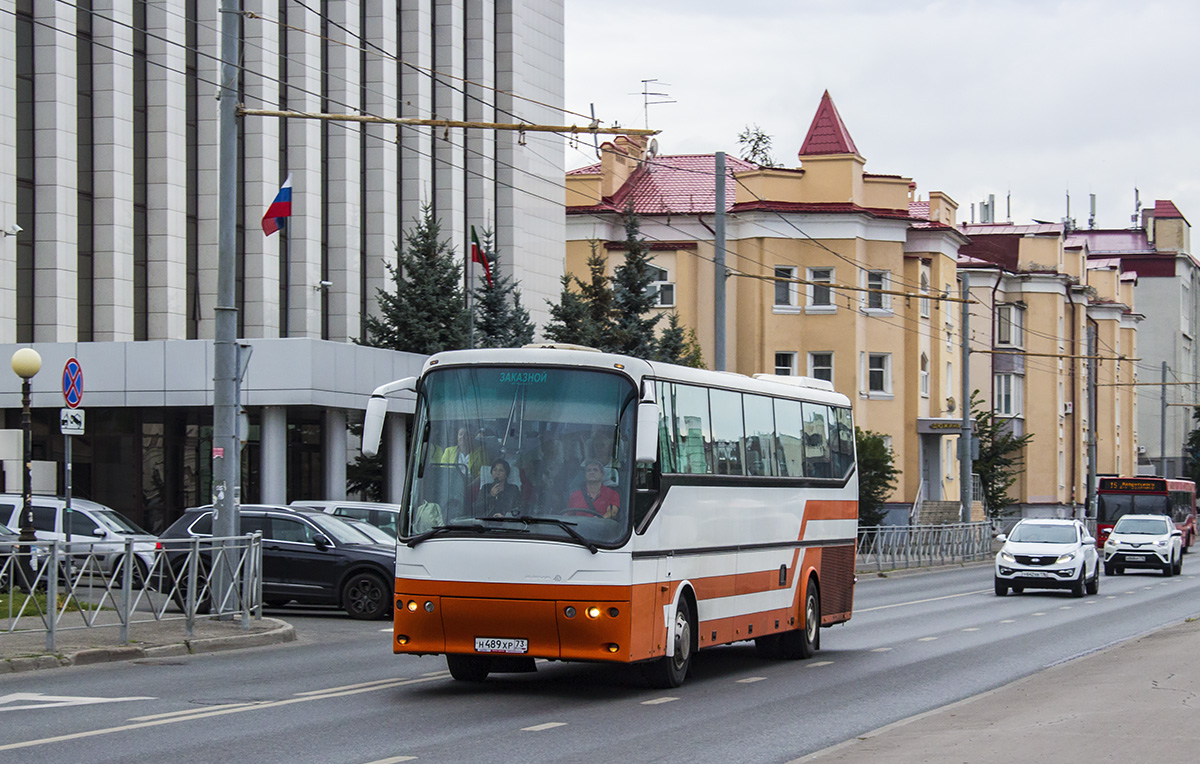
[[158, 505, 395, 620]]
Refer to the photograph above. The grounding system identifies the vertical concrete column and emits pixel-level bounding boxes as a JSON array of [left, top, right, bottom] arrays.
[[286, 3, 324, 338], [259, 406, 288, 504], [324, 0, 362, 343], [0, 0, 19, 342], [90, 0, 135, 341], [33, 0, 78, 341], [385, 414, 409, 504], [465, 0, 495, 259], [241, 0, 281, 338], [399, 0, 434, 235], [363, 0, 399, 327], [324, 409, 348, 500], [144, 0, 188, 340], [194, 0, 221, 340], [433, 0, 465, 251]]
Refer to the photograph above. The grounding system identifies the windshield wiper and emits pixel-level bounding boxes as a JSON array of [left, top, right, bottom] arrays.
[[484, 515, 599, 554], [406, 523, 486, 547]]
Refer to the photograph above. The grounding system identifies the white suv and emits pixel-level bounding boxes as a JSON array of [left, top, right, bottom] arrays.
[[994, 518, 1099, 597], [0, 494, 157, 581], [289, 501, 402, 538], [1103, 514, 1182, 576]]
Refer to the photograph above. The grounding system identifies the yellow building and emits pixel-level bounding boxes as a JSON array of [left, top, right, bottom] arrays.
[[959, 223, 1139, 518], [566, 92, 973, 519]]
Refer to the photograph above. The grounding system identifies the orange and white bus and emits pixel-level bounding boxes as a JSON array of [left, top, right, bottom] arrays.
[[362, 346, 858, 687]]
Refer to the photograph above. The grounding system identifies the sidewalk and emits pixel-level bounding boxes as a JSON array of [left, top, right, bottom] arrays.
[[0, 616, 295, 674], [796, 617, 1200, 763]]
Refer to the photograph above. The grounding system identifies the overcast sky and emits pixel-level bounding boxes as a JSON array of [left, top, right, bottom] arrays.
[[564, 0, 1200, 230]]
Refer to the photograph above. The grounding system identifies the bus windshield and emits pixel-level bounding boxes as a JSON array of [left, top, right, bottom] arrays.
[[1096, 493, 1169, 523], [403, 366, 637, 548]]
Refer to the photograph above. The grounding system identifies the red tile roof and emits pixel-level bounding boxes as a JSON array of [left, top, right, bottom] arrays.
[[567, 154, 758, 215], [1153, 199, 1188, 223], [799, 90, 859, 157]]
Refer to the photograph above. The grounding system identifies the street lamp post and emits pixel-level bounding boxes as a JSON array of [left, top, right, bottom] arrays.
[[10, 347, 42, 543]]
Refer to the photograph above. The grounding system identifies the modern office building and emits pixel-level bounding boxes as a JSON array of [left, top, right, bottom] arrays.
[[0, 0, 565, 531]]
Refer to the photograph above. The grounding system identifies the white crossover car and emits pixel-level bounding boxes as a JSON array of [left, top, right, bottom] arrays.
[[1103, 514, 1183, 577], [994, 518, 1099, 597]]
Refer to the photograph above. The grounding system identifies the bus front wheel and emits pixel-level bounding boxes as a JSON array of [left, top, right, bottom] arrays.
[[643, 598, 693, 688]]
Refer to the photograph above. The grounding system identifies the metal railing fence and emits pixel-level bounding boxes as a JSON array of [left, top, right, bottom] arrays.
[[0, 534, 262, 652], [858, 522, 994, 572]]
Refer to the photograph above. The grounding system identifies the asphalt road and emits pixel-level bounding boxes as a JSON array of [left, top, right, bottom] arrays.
[[4, 563, 1200, 763]]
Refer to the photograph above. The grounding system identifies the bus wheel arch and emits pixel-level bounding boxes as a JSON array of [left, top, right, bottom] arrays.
[[779, 573, 819, 660], [643, 585, 696, 688]]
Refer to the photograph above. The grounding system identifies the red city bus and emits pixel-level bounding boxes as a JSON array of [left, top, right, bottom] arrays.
[[1095, 477, 1197, 550]]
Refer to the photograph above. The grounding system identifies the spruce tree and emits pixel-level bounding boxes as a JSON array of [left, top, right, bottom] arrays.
[[363, 203, 469, 355], [545, 241, 614, 348], [609, 206, 661, 357], [544, 274, 592, 345], [471, 227, 535, 348], [656, 311, 704, 368]]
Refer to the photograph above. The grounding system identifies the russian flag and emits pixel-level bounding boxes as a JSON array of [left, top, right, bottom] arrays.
[[262, 174, 293, 236]]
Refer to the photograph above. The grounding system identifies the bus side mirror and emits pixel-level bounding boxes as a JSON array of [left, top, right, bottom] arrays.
[[362, 376, 417, 457], [635, 401, 658, 464]]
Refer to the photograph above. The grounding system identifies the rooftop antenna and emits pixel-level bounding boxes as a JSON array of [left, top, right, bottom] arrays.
[[632, 79, 676, 129], [1006, 191, 1011, 223], [1132, 187, 1142, 228], [1088, 193, 1096, 229], [1062, 189, 1075, 232], [589, 103, 601, 159]]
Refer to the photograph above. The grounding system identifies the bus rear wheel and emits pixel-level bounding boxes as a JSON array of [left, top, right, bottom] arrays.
[[643, 598, 693, 688], [446, 654, 490, 682], [779, 580, 819, 660]]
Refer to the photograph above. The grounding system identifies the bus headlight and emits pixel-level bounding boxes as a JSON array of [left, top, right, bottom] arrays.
[[407, 600, 418, 611], [586, 606, 601, 619]]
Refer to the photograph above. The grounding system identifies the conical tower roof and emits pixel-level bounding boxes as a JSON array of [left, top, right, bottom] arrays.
[[798, 90, 859, 157]]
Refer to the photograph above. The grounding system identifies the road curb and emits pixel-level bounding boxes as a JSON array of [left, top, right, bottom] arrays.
[[0, 618, 296, 674]]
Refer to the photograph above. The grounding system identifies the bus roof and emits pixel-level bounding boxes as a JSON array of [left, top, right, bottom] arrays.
[[423, 347, 852, 408]]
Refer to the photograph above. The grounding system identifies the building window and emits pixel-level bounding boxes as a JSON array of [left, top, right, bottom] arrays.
[[919, 272, 931, 318], [1183, 282, 1192, 337], [865, 353, 891, 396], [774, 352, 797, 376], [865, 270, 890, 311], [774, 266, 798, 310], [920, 354, 930, 398], [996, 303, 1025, 347], [809, 352, 833, 383], [807, 268, 834, 311], [648, 265, 675, 308], [994, 373, 1023, 417]]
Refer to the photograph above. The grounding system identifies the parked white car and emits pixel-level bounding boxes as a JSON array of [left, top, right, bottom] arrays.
[[0, 494, 157, 582], [994, 518, 1099, 597], [289, 501, 402, 538], [1103, 514, 1183, 576]]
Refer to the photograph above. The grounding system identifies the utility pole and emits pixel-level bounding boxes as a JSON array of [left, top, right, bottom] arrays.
[[959, 272, 972, 522], [1161, 362, 1169, 477], [212, 0, 242, 614], [714, 152, 726, 371], [1086, 323, 1098, 520]]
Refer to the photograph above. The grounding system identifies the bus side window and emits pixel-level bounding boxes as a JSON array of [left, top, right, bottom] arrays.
[[656, 380, 677, 473], [674, 383, 713, 474], [774, 398, 803, 477]]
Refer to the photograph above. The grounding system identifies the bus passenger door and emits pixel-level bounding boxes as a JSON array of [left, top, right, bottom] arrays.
[[654, 554, 674, 658]]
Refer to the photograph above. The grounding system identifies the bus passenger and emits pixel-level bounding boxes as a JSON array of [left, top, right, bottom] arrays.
[[437, 425, 485, 480], [479, 459, 520, 517], [567, 459, 621, 519]]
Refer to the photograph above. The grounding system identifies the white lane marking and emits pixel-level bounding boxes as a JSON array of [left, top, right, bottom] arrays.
[[962, 628, 980, 632], [1060, 606, 1072, 610], [807, 660, 834, 667], [917, 637, 937, 642], [1085, 600, 1097, 604], [0, 693, 155, 712], [737, 677, 766, 684], [295, 678, 433, 696], [0, 675, 445, 753], [999, 619, 1015, 624], [855, 588, 991, 614], [642, 697, 678, 704], [1032, 612, 1046, 617], [130, 703, 263, 722], [1106, 596, 1116, 599], [364, 757, 418, 763], [523, 722, 567, 731], [870, 647, 892, 652], [379, 628, 393, 632]]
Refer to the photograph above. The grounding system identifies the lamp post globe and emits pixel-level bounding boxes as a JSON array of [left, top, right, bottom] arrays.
[[10, 347, 41, 544]]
